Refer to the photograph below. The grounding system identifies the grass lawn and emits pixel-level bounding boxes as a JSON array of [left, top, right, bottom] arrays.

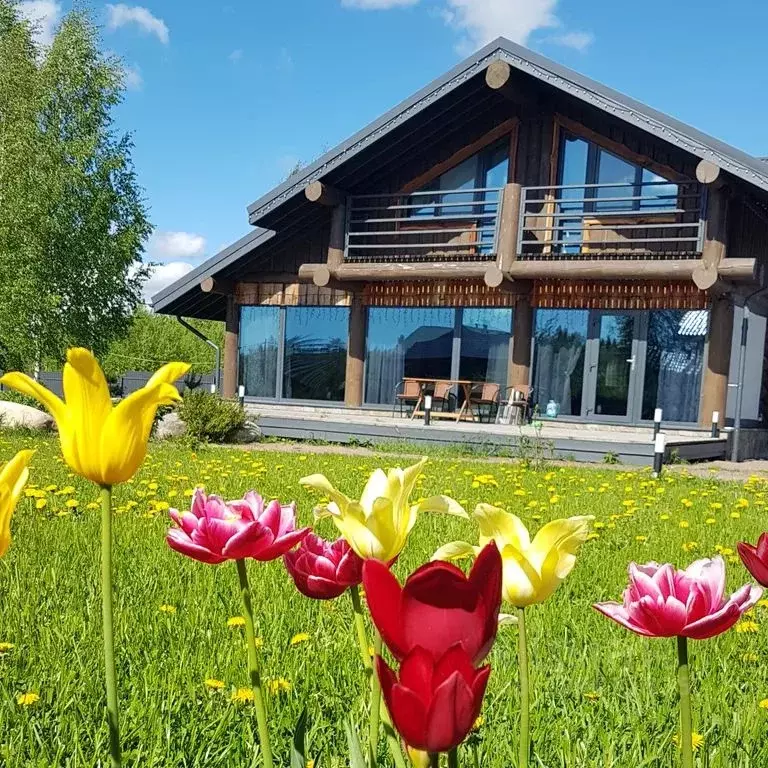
[[1, 432, 768, 767]]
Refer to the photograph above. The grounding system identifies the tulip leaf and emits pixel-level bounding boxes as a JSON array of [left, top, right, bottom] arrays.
[[344, 717, 368, 768], [290, 707, 309, 768]]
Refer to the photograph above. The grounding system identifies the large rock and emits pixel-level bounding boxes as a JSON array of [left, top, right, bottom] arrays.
[[0, 401, 54, 430], [229, 419, 262, 444], [155, 411, 187, 440]]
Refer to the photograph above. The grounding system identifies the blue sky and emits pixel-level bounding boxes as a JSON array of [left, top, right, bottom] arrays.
[[16, 0, 768, 299]]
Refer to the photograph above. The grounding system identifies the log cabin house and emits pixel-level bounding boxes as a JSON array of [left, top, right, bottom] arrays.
[[153, 38, 768, 434]]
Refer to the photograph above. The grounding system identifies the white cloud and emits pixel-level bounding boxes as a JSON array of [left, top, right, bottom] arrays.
[[342, 0, 419, 8], [106, 4, 169, 44], [144, 262, 194, 303], [122, 64, 143, 90], [148, 231, 206, 261], [16, 0, 62, 46], [545, 30, 594, 52], [228, 48, 243, 63]]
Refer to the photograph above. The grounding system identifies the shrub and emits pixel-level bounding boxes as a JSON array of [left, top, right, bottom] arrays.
[[177, 389, 246, 443], [0, 389, 41, 410]]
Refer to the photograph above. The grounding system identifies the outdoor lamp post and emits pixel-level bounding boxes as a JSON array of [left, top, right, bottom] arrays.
[[653, 432, 666, 477], [424, 395, 432, 427], [653, 408, 663, 440], [711, 411, 720, 438]]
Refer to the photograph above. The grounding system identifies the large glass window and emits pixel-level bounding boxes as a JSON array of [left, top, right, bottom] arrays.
[[532, 310, 588, 416], [364, 308, 455, 405], [283, 307, 349, 402], [459, 309, 513, 386], [240, 307, 280, 398], [642, 310, 706, 423]]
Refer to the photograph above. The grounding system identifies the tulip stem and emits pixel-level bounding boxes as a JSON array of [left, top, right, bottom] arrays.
[[236, 559, 274, 768], [517, 607, 530, 768], [350, 585, 372, 670], [368, 630, 383, 768], [100, 486, 122, 768], [448, 748, 459, 768], [677, 635, 693, 768], [428, 754, 439, 768]]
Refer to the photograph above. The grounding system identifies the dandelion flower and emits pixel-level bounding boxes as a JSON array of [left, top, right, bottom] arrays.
[[0, 642, 14, 653], [672, 732, 704, 752], [583, 691, 600, 702], [204, 678, 225, 690], [267, 678, 291, 695], [679, 521, 689, 529], [736, 620, 760, 634], [290, 632, 310, 646], [158, 605, 176, 614], [17, 692, 39, 706], [228, 616, 246, 629], [231, 687, 255, 704], [759, 699, 768, 710]]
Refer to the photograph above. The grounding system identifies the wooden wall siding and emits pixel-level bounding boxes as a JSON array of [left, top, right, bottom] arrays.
[[363, 280, 519, 308], [532, 280, 708, 310], [728, 196, 768, 262], [236, 282, 351, 307]]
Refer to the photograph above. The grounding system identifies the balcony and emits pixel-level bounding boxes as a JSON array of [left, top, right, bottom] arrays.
[[344, 187, 503, 263], [518, 179, 705, 260]]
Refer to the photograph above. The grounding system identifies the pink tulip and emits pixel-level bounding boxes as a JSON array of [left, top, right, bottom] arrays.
[[284, 533, 363, 600], [594, 557, 762, 639], [167, 489, 310, 564]]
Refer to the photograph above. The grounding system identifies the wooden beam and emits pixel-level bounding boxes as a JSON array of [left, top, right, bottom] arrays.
[[344, 294, 366, 408], [222, 295, 239, 399], [304, 181, 344, 207], [303, 258, 757, 283], [200, 276, 235, 295], [484, 61, 542, 110], [699, 297, 734, 427], [554, 114, 690, 184], [696, 160, 722, 186], [701, 186, 728, 274], [328, 203, 346, 268], [496, 182, 522, 271], [509, 296, 533, 390], [398, 119, 519, 195]]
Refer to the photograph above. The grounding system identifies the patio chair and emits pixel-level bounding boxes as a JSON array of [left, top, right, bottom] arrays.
[[471, 382, 502, 423], [497, 385, 532, 425], [431, 380, 456, 413], [393, 379, 421, 417]]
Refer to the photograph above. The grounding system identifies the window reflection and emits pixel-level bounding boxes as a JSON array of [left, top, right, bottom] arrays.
[[283, 307, 349, 401], [364, 308, 455, 404], [642, 310, 706, 423], [459, 309, 513, 385], [532, 309, 588, 416], [239, 307, 280, 398]]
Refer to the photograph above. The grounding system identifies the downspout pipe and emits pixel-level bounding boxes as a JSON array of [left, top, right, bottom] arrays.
[[732, 286, 768, 462], [176, 316, 221, 392]]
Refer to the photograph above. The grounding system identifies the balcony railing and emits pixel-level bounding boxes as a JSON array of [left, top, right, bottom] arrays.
[[518, 180, 705, 259], [344, 187, 503, 263]]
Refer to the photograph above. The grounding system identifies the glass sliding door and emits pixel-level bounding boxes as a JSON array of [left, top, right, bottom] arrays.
[[459, 308, 513, 386], [642, 310, 706, 423], [283, 307, 349, 402], [364, 308, 456, 405], [239, 307, 281, 398], [532, 309, 588, 416]]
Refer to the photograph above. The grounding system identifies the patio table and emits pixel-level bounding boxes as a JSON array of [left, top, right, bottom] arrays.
[[404, 377, 478, 423]]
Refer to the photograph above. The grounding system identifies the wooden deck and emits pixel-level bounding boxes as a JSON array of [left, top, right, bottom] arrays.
[[246, 403, 727, 465]]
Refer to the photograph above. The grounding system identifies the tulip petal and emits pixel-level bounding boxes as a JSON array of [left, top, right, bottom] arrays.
[[529, 516, 593, 576], [0, 372, 67, 424], [166, 529, 227, 564], [100, 382, 180, 485], [360, 469, 391, 515], [0, 450, 33, 558], [425, 670, 474, 753], [682, 600, 741, 640], [498, 613, 519, 627], [333, 512, 383, 560], [738, 542, 768, 587], [146, 361, 190, 388], [473, 504, 530, 550], [469, 542, 503, 661], [299, 474, 352, 512], [221, 520, 273, 560], [399, 646, 435, 707], [593, 601, 658, 637], [411, 495, 468, 519], [431, 541, 482, 563], [391, 683, 429, 752], [363, 559, 407, 660]]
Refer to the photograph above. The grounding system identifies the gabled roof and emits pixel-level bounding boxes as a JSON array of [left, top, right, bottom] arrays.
[[153, 36, 768, 316], [245, 36, 768, 225]]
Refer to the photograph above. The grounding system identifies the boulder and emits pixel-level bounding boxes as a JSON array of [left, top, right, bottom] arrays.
[[0, 401, 54, 430], [229, 419, 262, 444], [155, 411, 187, 440]]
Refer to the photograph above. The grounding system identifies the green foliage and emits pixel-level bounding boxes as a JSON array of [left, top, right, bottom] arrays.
[[0, 389, 39, 409], [1, 436, 768, 766], [102, 307, 224, 378], [0, 4, 150, 371], [178, 390, 245, 443]]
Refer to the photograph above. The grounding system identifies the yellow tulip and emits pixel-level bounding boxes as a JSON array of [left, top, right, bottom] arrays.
[[433, 504, 593, 607], [0, 349, 189, 486], [0, 450, 34, 557], [300, 457, 466, 561], [406, 747, 431, 768]]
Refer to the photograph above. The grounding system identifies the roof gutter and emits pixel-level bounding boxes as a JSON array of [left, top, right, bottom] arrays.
[[176, 316, 221, 393]]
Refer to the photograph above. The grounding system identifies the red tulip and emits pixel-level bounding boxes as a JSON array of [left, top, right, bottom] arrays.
[[378, 645, 490, 754], [284, 532, 363, 600], [167, 489, 309, 564], [738, 533, 768, 587], [363, 542, 502, 665]]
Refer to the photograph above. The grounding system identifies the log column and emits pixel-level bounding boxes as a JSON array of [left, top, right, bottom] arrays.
[[700, 296, 734, 427], [345, 293, 366, 407], [223, 294, 240, 399], [509, 296, 533, 390]]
